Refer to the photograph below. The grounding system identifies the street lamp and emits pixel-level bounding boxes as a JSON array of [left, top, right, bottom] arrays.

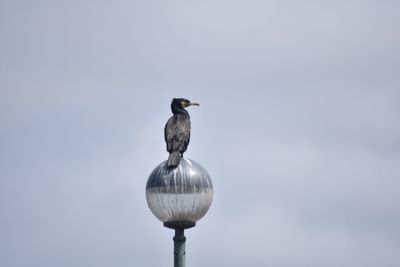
[[146, 158, 213, 267]]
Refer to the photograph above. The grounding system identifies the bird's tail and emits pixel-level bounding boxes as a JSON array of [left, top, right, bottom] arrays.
[[167, 152, 181, 167]]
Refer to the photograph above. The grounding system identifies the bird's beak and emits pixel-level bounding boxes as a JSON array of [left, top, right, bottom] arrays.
[[189, 102, 200, 106]]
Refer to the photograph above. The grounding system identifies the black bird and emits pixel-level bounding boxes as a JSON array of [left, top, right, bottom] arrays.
[[164, 98, 199, 167]]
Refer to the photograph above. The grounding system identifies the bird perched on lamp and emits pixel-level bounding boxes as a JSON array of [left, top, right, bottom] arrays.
[[164, 98, 199, 167]]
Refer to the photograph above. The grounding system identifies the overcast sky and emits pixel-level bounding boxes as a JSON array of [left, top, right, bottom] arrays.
[[1, 1, 400, 266]]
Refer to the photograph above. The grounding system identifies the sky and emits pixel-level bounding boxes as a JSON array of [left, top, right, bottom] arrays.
[[1, 0, 399, 266]]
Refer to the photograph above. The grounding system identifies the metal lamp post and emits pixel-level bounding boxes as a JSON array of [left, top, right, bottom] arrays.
[[146, 158, 213, 267]]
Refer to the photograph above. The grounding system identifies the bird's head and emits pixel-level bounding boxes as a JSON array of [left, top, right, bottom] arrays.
[[172, 98, 200, 109]]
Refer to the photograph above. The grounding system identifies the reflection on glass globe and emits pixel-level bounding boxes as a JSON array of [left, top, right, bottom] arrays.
[[146, 158, 213, 224]]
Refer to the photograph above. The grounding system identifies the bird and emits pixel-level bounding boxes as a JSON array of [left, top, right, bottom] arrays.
[[164, 98, 199, 167]]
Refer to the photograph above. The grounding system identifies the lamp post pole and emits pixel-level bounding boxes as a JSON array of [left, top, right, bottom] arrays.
[[173, 228, 185, 267], [164, 221, 195, 267]]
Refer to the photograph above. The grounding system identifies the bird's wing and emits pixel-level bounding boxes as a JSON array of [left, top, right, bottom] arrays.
[[165, 116, 192, 154], [164, 118, 175, 152], [172, 125, 185, 151], [179, 120, 191, 153]]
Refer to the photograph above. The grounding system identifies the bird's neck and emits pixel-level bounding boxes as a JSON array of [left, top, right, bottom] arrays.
[[171, 106, 189, 117]]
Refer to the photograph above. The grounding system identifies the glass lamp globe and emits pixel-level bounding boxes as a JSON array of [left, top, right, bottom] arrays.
[[146, 158, 213, 228]]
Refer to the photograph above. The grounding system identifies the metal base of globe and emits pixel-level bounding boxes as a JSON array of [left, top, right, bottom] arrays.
[[163, 221, 196, 230]]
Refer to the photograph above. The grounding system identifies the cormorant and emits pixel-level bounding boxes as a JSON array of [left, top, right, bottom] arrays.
[[164, 98, 199, 167]]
